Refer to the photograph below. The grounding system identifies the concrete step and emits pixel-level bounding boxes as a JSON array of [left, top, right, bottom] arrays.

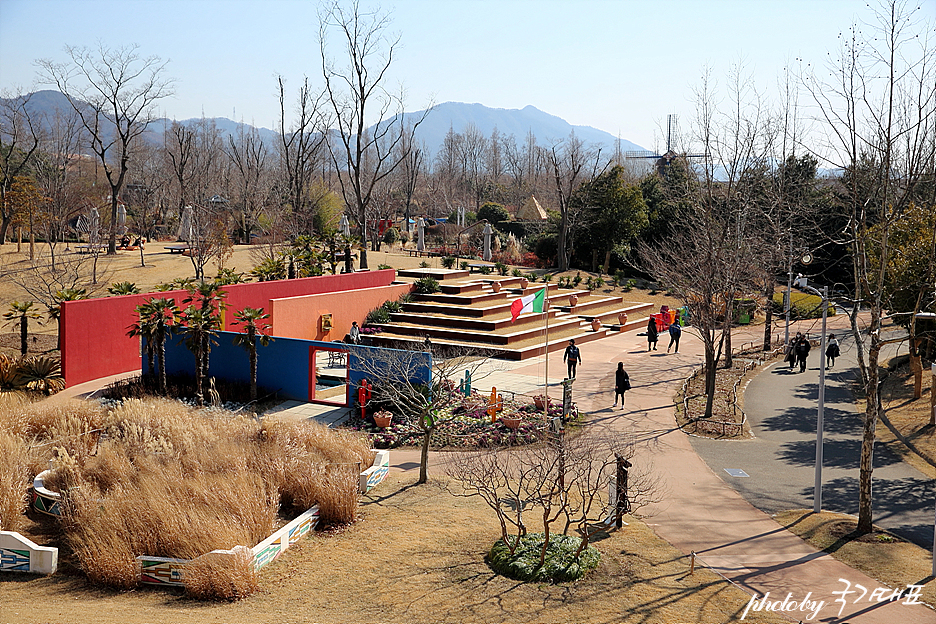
[[396, 268, 469, 280], [373, 313, 586, 345], [401, 300, 511, 318], [368, 323, 608, 360], [389, 309, 563, 330], [413, 291, 509, 305]]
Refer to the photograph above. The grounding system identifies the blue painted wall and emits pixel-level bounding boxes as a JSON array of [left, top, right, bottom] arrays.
[[148, 332, 431, 405], [347, 346, 432, 406]]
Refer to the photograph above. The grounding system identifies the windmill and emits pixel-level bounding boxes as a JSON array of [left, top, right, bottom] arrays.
[[625, 114, 706, 177]]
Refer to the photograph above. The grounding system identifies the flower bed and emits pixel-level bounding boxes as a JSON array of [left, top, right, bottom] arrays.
[[348, 398, 576, 449]]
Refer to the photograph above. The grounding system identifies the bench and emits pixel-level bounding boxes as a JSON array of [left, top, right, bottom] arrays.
[[468, 263, 494, 273], [164, 244, 191, 254], [75, 244, 106, 253]]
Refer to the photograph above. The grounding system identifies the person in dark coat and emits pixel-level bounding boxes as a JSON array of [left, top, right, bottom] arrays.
[[826, 333, 840, 367], [786, 333, 802, 369], [563, 339, 581, 379], [647, 317, 658, 351], [613, 362, 630, 409], [667, 321, 682, 353], [795, 335, 811, 372]]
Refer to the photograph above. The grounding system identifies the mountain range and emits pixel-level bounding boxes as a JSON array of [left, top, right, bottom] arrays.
[[4, 90, 646, 160]]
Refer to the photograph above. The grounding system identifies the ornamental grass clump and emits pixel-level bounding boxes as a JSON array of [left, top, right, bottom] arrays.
[[184, 547, 259, 601], [0, 396, 375, 598], [0, 431, 29, 531]]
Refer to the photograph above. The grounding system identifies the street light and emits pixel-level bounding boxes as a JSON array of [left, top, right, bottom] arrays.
[[915, 312, 936, 576], [793, 275, 828, 513]]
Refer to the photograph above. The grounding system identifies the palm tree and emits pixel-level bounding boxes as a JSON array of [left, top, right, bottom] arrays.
[[107, 281, 141, 296], [180, 306, 219, 405], [49, 287, 88, 350], [128, 298, 179, 393], [233, 307, 272, 403], [183, 282, 227, 402], [3, 301, 43, 355], [18, 355, 65, 395]]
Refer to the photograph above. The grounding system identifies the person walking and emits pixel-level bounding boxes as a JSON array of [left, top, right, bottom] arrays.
[[349, 321, 361, 345], [647, 317, 659, 351], [795, 334, 811, 372], [786, 333, 802, 369], [667, 320, 682, 353], [826, 333, 840, 368], [613, 362, 630, 409], [564, 339, 581, 379]]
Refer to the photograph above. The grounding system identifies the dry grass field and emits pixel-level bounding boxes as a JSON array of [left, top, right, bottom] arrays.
[[1, 472, 789, 624], [878, 359, 936, 481]]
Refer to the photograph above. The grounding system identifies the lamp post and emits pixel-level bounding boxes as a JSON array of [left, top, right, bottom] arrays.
[[915, 312, 936, 576], [793, 275, 828, 513]]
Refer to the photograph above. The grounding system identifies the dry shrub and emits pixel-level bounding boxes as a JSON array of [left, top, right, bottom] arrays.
[[313, 464, 361, 525], [3, 394, 372, 592], [62, 459, 277, 559], [0, 431, 29, 531], [21, 400, 106, 467], [184, 546, 259, 601], [0, 393, 33, 437], [64, 499, 140, 590], [257, 420, 373, 514]]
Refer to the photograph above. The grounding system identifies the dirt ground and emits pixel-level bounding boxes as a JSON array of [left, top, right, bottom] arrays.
[[0, 473, 786, 624], [878, 358, 936, 481]]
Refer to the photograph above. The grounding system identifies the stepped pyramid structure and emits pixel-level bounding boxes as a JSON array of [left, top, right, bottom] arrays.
[[516, 195, 548, 221], [368, 269, 653, 359]]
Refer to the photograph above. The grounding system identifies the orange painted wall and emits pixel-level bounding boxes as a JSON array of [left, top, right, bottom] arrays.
[[270, 284, 413, 341]]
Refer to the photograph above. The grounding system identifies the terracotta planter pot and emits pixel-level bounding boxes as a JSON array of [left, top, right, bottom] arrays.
[[519, 278, 529, 289], [618, 312, 628, 326], [492, 281, 502, 293], [501, 417, 521, 430], [533, 395, 549, 410], [569, 294, 578, 307], [591, 318, 602, 331], [374, 415, 392, 428]]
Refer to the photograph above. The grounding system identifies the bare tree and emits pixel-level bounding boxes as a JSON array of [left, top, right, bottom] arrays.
[[445, 432, 660, 562], [802, 0, 935, 533], [545, 131, 599, 272], [351, 344, 498, 484], [460, 122, 489, 211], [124, 140, 169, 267], [38, 43, 173, 255], [226, 124, 270, 245], [33, 106, 87, 270], [640, 64, 770, 417], [319, 0, 430, 269], [0, 89, 42, 244], [277, 75, 329, 238], [395, 126, 425, 235]]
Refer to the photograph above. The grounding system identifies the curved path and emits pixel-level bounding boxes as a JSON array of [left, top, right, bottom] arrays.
[[692, 325, 934, 549]]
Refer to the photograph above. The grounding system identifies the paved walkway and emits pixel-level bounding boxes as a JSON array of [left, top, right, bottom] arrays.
[[691, 324, 935, 549]]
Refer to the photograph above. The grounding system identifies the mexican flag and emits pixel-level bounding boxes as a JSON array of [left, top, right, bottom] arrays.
[[510, 288, 546, 323]]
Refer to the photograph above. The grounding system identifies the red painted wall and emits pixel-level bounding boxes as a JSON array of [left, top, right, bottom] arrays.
[[60, 270, 398, 387], [271, 284, 412, 341]]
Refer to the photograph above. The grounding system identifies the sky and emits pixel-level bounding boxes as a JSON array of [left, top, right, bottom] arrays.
[[1, 0, 934, 153]]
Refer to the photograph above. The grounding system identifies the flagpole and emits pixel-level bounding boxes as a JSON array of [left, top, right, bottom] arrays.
[[543, 290, 550, 422]]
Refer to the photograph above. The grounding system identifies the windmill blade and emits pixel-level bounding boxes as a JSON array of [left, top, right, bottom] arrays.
[[625, 150, 662, 159]]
